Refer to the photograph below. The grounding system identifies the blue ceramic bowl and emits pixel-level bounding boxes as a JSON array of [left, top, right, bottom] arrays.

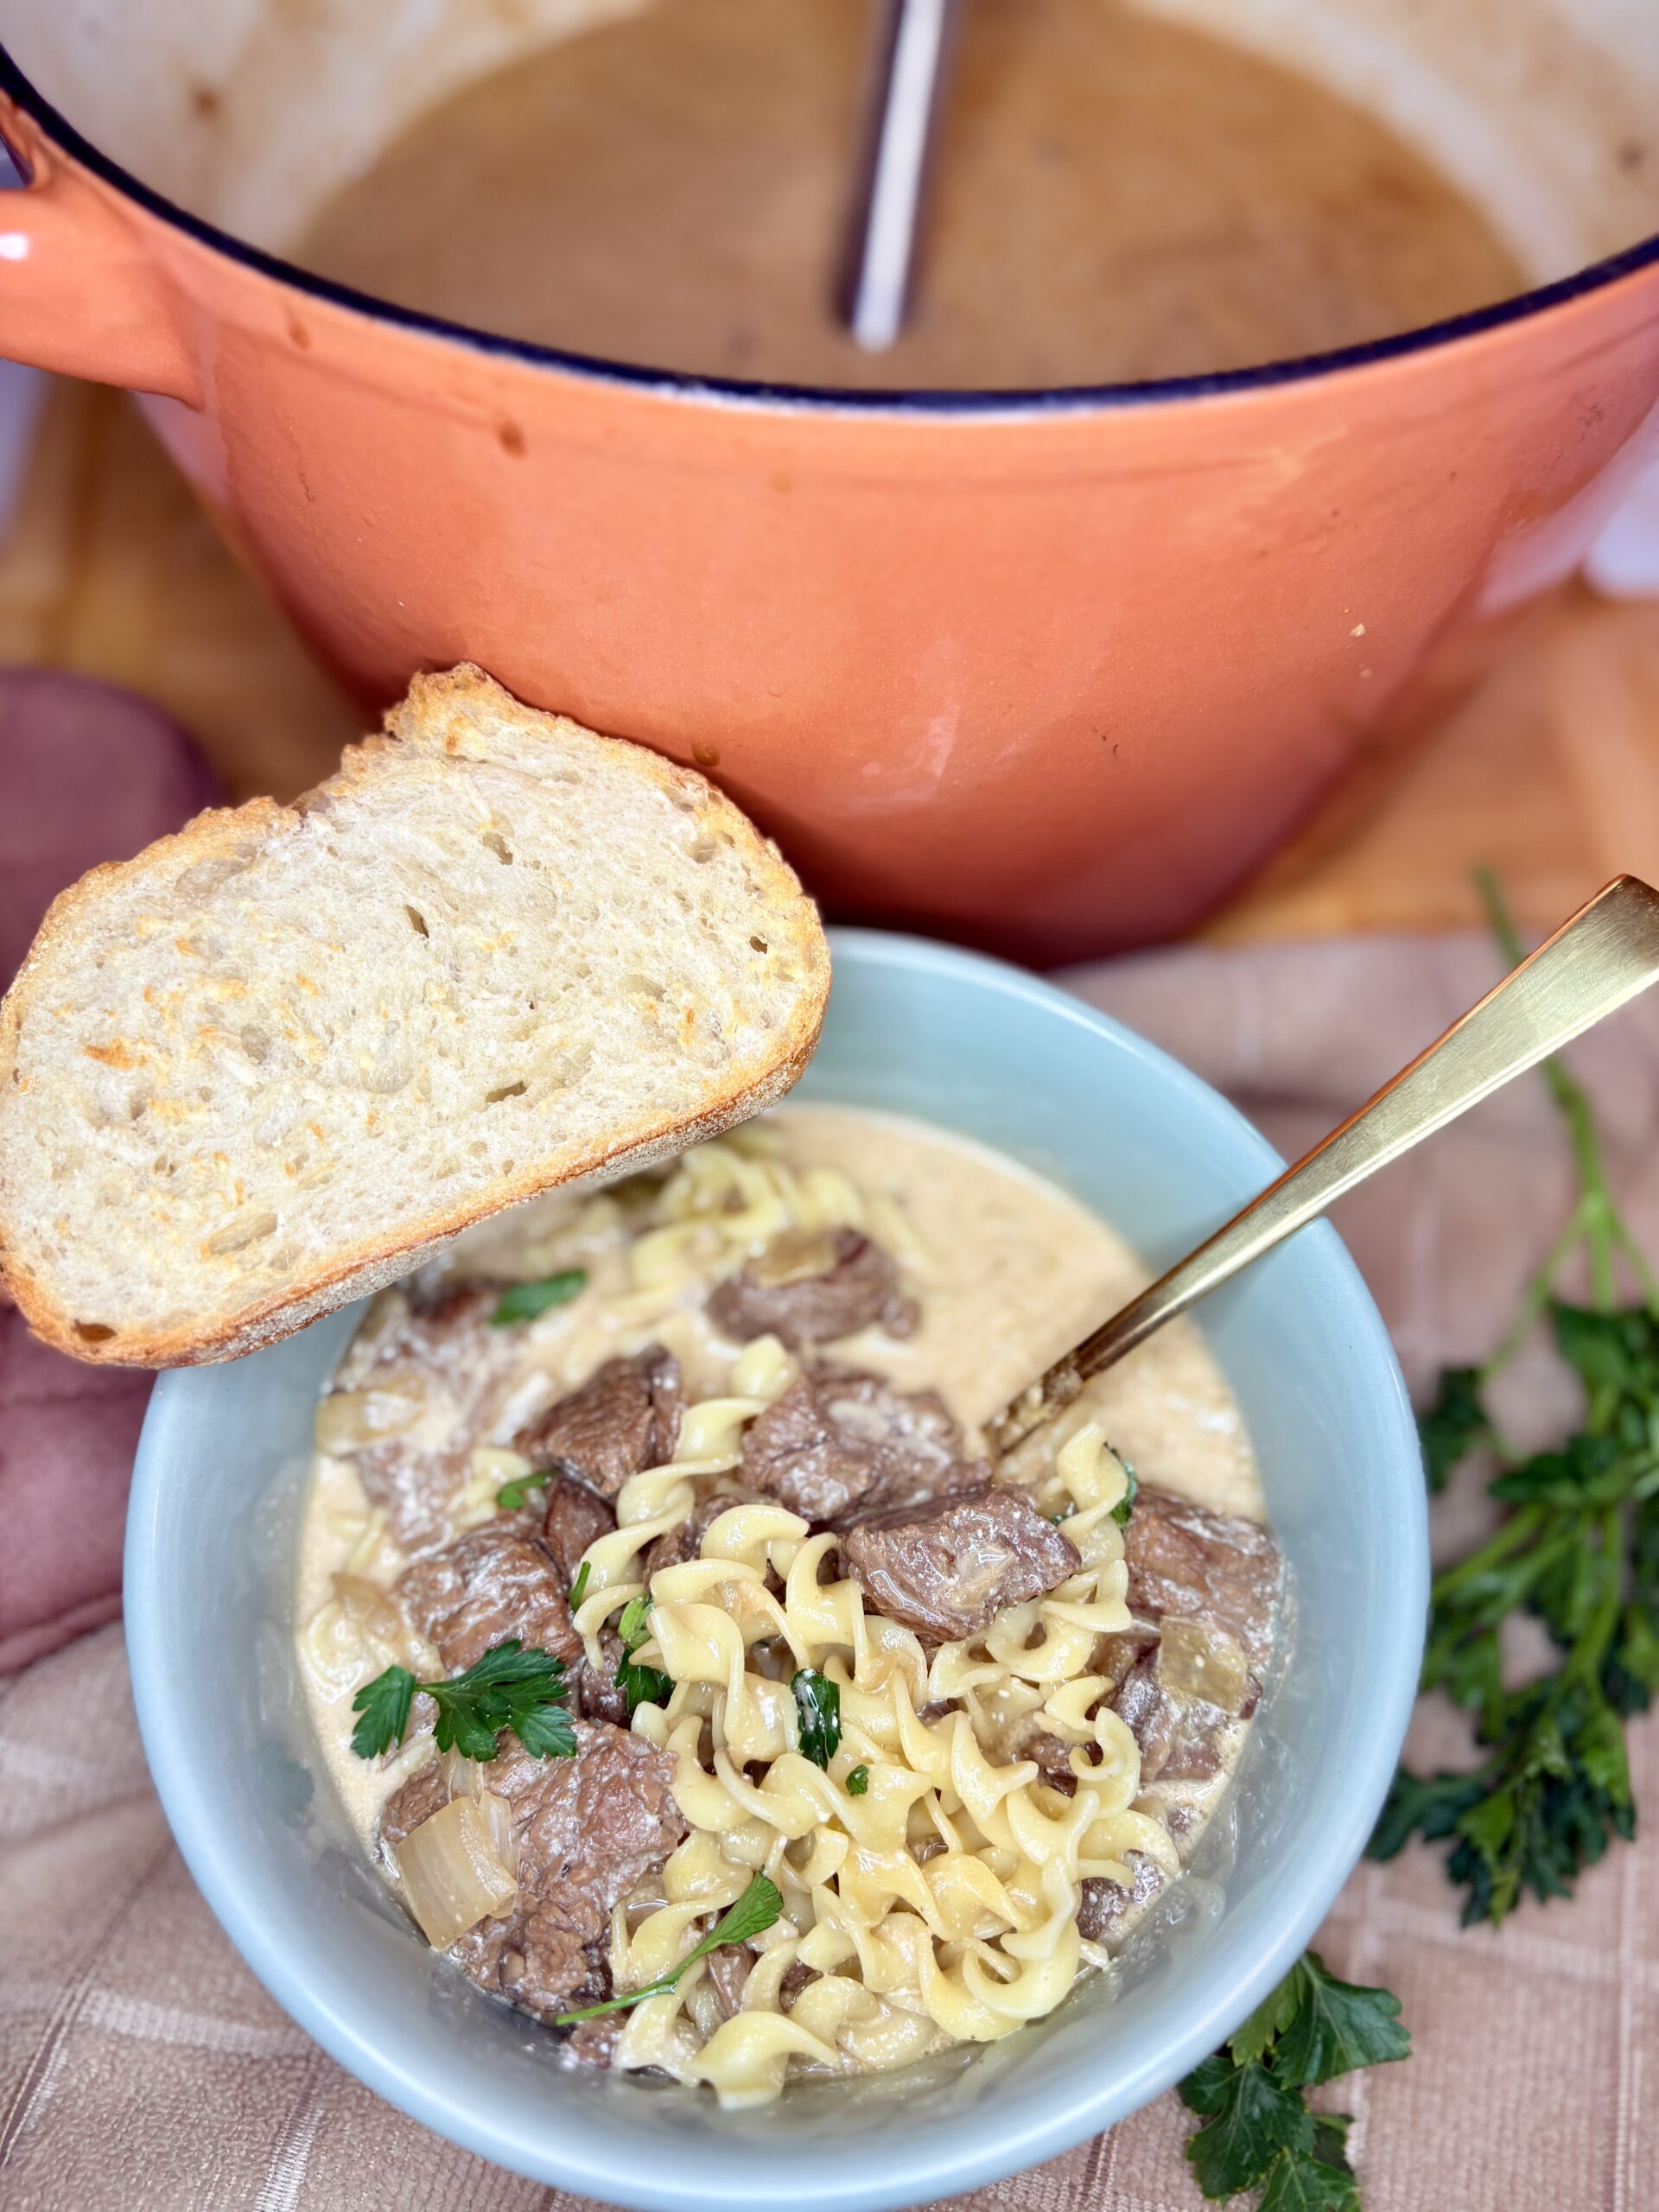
[[125, 930, 1425, 2211]]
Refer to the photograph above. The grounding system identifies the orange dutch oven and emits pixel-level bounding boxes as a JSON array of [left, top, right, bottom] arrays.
[[1, 8, 1658, 963]]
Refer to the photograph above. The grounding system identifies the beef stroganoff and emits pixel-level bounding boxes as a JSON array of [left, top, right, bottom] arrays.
[[296, 1107, 1279, 2106]]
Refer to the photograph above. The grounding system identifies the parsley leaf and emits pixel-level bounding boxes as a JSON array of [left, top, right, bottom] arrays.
[[1272, 1954, 1409, 2087], [348, 1664, 416, 1760], [1226, 1974, 1302, 2069], [554, 1873, 784, 2024], [496, 1468, 551, 1511], [1111, 1465, 1140, 1528], [791, 1668, 840, 1767], [617, 1593, 653, 1650], [1309, 2115, 1357, 2178], [613, 1592, 672, 1716], [1257, 2148, 1360, 2212], [1181, 2060, 1314, 2198], [616, 1655, 673, 1716], [350, 1639, 575, 1764], [568, 1560, 591, 1609], [1180, 1954, 1408, 2204], [490, 1270, 587, 1325], [846, 1764, 869, 1796], [1418, 1366, 1491, 1493]]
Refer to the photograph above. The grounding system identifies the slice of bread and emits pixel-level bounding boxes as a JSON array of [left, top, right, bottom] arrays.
[[0, 665, 830, 1366]]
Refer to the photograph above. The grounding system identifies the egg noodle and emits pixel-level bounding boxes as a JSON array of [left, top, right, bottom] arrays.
[[563, 1141, 1155, 2104], [594, 1410, 1162, 2104]]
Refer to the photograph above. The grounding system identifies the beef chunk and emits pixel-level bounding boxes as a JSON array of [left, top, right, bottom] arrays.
[[1077, 1854, 1166, 1948], [1105, 1486, 1280, 1786], [1110, 1651, 1232, 1783], [511, 1347, 684, 1499], [708, 1228, 917, 1349], [377, 1755, 448, 1855], [779, 1959, 816, 2006], [542, 1473, 615, 1587], [704, 1942, 755, 2019], [1004, 1720, 1084, 1789], [741, 1365, 988, 1523], [1092, 1621, 1163, 1698], [578, 1624, 632, 1728], [395, 1519, 624, 1721], [641, 1488, 764, 1579], [378, 1719, 688, 2029], [839, 1485, 1080, 1641], [563, 2011, 625, 2069], [323, 1284, 522, 1553], [1123, 1484, 1279, 1670], [397, 1521, 584, 1676]]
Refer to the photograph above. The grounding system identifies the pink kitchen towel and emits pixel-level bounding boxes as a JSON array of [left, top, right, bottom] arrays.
[[0, 670, 222, 1673]]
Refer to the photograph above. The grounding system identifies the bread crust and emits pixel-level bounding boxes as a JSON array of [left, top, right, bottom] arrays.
[[0, 665, 830, 1368]]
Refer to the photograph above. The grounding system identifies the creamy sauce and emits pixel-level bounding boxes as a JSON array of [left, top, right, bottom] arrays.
[[298, 1102, 1263, 1859], [295, 0, 1524, 389]]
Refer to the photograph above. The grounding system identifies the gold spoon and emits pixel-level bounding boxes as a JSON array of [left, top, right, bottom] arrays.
[[988, 874, 1659, 1458]]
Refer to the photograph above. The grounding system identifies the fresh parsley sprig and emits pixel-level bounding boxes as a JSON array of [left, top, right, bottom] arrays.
[[1179, 1952, 1409, 2207], [350, 1638, 575, 1763], [491, 1270, 588, 1326], [555, 1873, 784, 2024], [1368, 871, 1659, 1926]]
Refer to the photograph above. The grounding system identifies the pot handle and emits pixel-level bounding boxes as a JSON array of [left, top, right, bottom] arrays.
[[0, 97, 201, 407]]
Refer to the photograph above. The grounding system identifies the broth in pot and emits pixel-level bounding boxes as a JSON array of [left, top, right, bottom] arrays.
[[294, 0, 1527, 388]]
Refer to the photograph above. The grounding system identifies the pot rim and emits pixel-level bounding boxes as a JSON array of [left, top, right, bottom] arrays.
[[5, 37, 1659, 421]]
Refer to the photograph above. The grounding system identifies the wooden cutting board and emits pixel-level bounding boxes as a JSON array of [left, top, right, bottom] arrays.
[[7, 379, 1659, 945]]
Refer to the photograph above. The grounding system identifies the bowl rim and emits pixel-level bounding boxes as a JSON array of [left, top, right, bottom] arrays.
[[124, 925, 1427, 2210], [3, 35, 1656, 423]]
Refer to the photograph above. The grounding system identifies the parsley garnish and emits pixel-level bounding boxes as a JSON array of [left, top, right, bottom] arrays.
[[568, 1560, 591, 1609], [490, 1270, 587, 1325], [617, 1593, 652, 1649], [496, 1468, 551, 1511], [614, 1592, 672, 1716], [350, 1639, 575, 1763], [554, 1873, 784, 2024], [845, 1763, 869, 1796], [1111, 1464, 1140, 1528], [1416, 1367, 1490, 1495], [1179, 1951, 1408, 2204], [1368, 871, 1659, 1926], [791, 1668, 840, 1767]]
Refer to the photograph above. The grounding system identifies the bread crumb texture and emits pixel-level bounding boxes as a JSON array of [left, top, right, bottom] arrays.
[[0, 666, 829, 1364]]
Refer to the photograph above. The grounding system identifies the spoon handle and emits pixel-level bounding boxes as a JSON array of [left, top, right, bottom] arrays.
[[838, 0, 961, 351], [988, 874, 1659, 1457]]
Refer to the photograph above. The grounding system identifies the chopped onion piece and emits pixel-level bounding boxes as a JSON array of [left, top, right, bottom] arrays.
[[1156, 1619, 1249, 1713], [750, 1226, 841, 1287], [476, 1789, 517, 1875], [395, 1794, 518, 1948], [314, 1388, 419, 1455], [330, 1573, 404, 1652], [441, 1749, 485, 1800]]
